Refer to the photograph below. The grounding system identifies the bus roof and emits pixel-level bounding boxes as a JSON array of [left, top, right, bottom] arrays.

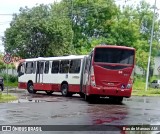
[[94, 45, 135, 50], [23, 55, 87, 62]]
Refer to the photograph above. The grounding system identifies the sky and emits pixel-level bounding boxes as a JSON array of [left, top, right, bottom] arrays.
[[0, 0, 61, 53], [0, 0, 159, 53]]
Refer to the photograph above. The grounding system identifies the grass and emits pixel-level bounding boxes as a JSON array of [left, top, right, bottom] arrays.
[[4, 81, 18, 88], [0, 92, 17, 103], [132, 76, 160, 96], [132, 89, 160, 96]]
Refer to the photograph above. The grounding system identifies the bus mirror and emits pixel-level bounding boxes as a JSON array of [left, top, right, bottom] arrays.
[[18, 72, 24, 77], [17, 66, 20, 73]]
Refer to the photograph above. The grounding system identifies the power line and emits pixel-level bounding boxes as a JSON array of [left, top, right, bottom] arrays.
[[0, 14, 13, 16]]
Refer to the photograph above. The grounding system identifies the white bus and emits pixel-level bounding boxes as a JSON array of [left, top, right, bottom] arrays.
[[17, 55, 87, 97]]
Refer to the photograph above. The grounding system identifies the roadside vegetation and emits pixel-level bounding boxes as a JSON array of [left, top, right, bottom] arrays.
[[0, 92, 17, 103], [0, 73, 18, 88], [0, 55, 17, 88], [0, 73, 18, 102], [133, 75, 160, 96], [1, 0, 160, 97]]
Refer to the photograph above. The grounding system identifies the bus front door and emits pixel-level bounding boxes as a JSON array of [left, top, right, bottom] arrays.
[[35, 61, 44, 90]]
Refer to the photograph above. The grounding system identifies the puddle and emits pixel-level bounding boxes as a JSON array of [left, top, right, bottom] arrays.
[[9, 99, 46, 103], [125, 97, 160, 104]]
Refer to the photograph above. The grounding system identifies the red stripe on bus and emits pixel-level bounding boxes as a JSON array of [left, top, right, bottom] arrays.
[[18, 82, 80, 93]]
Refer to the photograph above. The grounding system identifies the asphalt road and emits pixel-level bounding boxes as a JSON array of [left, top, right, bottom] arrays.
[[1, 89, 160, 134]]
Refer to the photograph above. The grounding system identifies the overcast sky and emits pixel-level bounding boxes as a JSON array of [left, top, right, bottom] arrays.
[[0, 0, 159, 53], [0, 0, 61, 52]]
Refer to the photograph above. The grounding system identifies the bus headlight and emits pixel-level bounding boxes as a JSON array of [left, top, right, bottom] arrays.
[[126, 84, 132, 89]]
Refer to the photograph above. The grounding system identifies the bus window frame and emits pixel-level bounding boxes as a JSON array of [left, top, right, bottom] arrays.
[[25, 62, 34, 74], [69, 59, 81, 74], [51, 60, 60, 74], [59, 60, 70, 74], [44, 61, 50, 74], [17, 63, 25, 77], [93, 47, 135, 66]]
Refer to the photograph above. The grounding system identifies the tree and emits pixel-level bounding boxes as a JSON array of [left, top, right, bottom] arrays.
[[68, 0, 119, 54], [3, 0, 160, 74], [3, 4, 73, 58]]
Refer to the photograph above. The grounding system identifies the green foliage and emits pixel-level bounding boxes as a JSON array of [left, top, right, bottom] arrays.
[[133, 75, 146, 90], [133, 75, 160, 96], [70, 0, 119, 53], [0, 74, 18, 84], [9, 75, 18, 83], [1, 73, 18, 87], [0, 94, 17, 103], [3, 0, 160, 73], [0, 53, 16, 72], [4, 4, 73, 58]]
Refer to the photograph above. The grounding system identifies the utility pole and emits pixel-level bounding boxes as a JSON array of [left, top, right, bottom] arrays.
[[145, 0, 157, 91], [70, 0, 74, 53]]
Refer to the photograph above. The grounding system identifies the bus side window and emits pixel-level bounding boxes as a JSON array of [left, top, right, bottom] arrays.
[[51, 61, 59, 73], [88, 52, 93, 73], [60, 60, 69, 73], [84, 58, 88, 73], [37, 62, 44, 74], [69, 59, 81, 73], [25, 62, 33, 74], [44, 61, 49, 74], [21, 64, 25, 74]]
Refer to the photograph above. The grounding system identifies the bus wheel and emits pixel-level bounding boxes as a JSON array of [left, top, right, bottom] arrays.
[[110, 97, 123, 103], [85, 94, 92, 102], [85, 95, 99, 102], [79, 93, 85, 98], [27, 83, 37, 94], [116, 97, 123, 103], [45, 91, 54, 95], [68, 93, 73, 97], [61, 84, 69, 97]]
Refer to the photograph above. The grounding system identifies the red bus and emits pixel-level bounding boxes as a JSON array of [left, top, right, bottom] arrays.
[[80, 45, 136, 102]]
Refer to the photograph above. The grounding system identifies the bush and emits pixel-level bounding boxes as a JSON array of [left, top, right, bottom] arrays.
[[0, 73, 18, 83], [9, 75, 18, 83]]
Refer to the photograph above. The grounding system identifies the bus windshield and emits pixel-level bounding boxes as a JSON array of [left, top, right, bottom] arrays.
[[94, 48, 134, 65]]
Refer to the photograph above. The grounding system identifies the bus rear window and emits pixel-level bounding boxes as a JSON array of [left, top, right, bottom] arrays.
[[94, 48, 134, 65]]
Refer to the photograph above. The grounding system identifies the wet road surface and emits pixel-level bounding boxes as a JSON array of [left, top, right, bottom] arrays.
[[1, 89, 160, 134]]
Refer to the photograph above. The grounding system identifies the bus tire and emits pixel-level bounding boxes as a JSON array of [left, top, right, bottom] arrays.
[[61, 84, 69, 97], [110, 96, 123, 103], [85, 94, 92, 102], [68, 93, 73, 97], [27, 83, 37, 94], [79, 93, 85, 98], [116, 97, 123, 103], [45, 91, 54, 95], [85, 95, 99, 103]]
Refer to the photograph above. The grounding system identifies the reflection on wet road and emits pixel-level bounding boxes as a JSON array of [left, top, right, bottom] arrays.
[[1, 89, 160, 134]]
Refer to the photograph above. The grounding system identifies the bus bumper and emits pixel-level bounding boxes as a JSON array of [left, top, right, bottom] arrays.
[[87, 86, 132, 98]]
